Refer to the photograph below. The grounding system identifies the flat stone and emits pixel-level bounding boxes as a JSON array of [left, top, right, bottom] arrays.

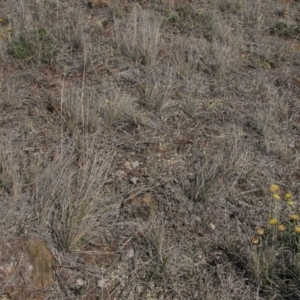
[[26, 239, 55, 288], [87, 0, 110, 8]]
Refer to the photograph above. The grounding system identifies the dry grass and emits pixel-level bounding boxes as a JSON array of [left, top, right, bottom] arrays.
[[31, 139, 114, 251], [114, 5, 162, 67], [0, 0, 300, 299]]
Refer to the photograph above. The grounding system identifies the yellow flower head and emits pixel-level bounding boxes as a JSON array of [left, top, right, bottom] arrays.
[[285, 193, 292, 199], [269, 218, 278, 226], [295, 227, 300, 234], [256, 228, 265, 236], [270, 184, 280, 193], [287, 200, 294, 207], [251, 237, 260, 245], [278, 224, 286, 232], [272, 193, 281, 200], [290, 214, 300, 221]]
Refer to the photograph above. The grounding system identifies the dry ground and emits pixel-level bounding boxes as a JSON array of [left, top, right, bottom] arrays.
[[0, 0, 300, 299]]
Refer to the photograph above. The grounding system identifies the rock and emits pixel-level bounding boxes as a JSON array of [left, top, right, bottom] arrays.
[[76, 278, 84, 287], [114, 169, 126, 179], [209, 223, 216, 230], [120, 193, 155, 221], [125, 247, 135, 259], [131, 161, 140, 169], [26, 239, 55, 288], [97, 279, 106, 288], [87, 0, 110, 8], [123, 161, 132, 171], [129, 176, 139, 184]]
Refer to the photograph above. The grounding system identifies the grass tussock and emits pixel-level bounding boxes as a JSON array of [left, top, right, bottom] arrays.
[[114, 5, 162, 66], [32, 140, 114, 251]]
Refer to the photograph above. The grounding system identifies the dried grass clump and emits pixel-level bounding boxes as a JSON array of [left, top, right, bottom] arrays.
[[114, 5, 161, 66], [32, 140, 116, 251]]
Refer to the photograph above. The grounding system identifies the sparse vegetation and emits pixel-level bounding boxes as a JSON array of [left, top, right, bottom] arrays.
[[0, 0, 300, 299], [270, 21, 300, 37]]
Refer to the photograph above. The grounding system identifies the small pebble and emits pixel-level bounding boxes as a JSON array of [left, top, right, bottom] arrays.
[[126, 247, 134, 259], [131, 161, 140, 169], [124, 161, 132, 170], [114, 170, 126, 178], [76, 278, 84, 287], [209, 223, 216, 230], [97, 279, 105, 288], [129, 177, 139, 184]]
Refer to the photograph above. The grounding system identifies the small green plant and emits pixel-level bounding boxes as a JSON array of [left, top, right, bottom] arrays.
[[9, 39, 33, 60], [270, 21, 300, 37], [34, 27, 56, 64], [165, 5, 214, 41], [165, 7, 179, 24], [8, 26, 56, 64]]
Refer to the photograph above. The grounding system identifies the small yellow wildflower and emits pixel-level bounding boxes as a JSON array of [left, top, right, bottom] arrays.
[[285, 192, 292, 199], [278, 224, 286, 232], [269, 218, 278, 226], [272, 193, 281, 200], [287, 201, 294, 207], [290, 214, 300, 221], [295, 227, 300, 234], [251, 237, 260, 245], [256, 228, 265, 236], [269, 184, 280, 193]]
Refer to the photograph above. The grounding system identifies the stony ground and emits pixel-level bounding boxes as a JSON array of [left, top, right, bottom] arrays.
[[0, 0, 300, 299]]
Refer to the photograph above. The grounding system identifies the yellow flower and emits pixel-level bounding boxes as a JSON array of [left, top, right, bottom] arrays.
[[290, 214, 300, 221], [269, 184, 280, 193], [272, 193, 281, 200], [256, 228, 265, 236], [278, 224, 286, 232], [295, 227, 300, 234], [251, 237, 260, 245], [287, 201, 294, 207], [269, 218, 278, 226], [285, 193, 292, 199]]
